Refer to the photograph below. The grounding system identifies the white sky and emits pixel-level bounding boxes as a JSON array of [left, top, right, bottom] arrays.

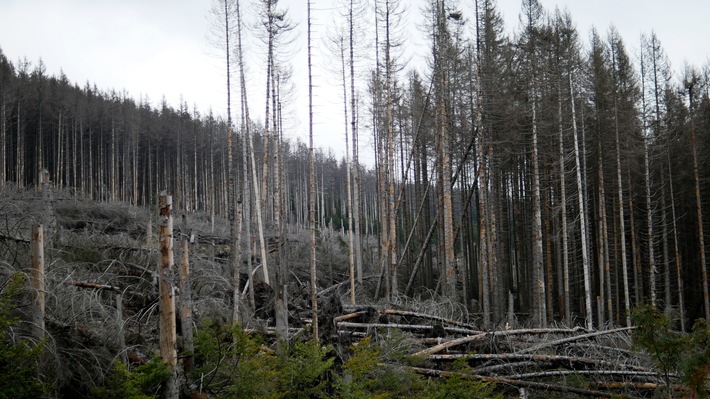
[[1, 0, 708, 167]]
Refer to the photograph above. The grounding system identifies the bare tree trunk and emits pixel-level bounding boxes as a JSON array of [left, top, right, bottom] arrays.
[[558, 84, 571, 322], [308, 0, 319, 342], [570, 76, 593, 330], [384, 0, 398, 298], [274, 73, 288, 340], [340, 38, 356, 305], [639, 40, 656, 306], [179, 229, 195, 372], [613, 98, 631, 326], [667, 155, 685, 331], [628, 171, 643, 305], [435, 0, 457, 304], [234, 0, 269, 287], [30, 224, 45, 341], [531, 80, 546, 327], [474, 0, 489, 326], [158, 192, 178, 399], [349, 0, 363, 284], [687, 83, 709, 321]]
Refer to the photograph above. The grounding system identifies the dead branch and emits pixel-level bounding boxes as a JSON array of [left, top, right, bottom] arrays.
[[507, 369, 663, 381], [337, 321, 480, 336], [381, 309, 480, 331], [517, 326, 636, 354], [428, 353, 651, 372], [405, 365, 642, 398], [66, 281, 122, 293], [0, 233, 30, 244], [413, 327, 586, 356]]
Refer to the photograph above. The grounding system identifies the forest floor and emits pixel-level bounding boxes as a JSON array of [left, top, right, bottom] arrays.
[[0, 184, 704, 398]]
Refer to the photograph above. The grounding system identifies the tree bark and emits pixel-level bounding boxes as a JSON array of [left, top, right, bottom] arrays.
[[307, 0, 319, 342], [570, 76, 593, 330], [158, 192, 178, 399], [30, 224, 45, 341]]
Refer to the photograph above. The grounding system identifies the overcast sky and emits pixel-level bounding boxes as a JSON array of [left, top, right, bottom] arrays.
[[1, 0, 708, 165]]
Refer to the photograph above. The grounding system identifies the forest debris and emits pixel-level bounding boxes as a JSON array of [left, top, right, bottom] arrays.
[[413, 327, 586, 356], [406, 365, 642, 398], [428, 353, 652, 372], [516, 326, 635, 354]]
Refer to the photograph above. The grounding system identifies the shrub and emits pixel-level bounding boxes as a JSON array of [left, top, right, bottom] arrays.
[[89, 358, 170, 399], [632, 305, 710, 398], [0, 273, 45, 399]]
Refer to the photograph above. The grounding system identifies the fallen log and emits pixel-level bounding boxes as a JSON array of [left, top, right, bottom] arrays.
[[507, 369, 663, 381], [413, 327, 586, 356], [337, 321, 480, 336], [428, 353, 651, 372], [517, 326, 635, 354], [381, 309, 480, 331], [405, 365, 643, 398]]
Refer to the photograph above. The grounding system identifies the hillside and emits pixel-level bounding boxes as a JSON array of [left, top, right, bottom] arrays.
[[2, 185, 709, 398]]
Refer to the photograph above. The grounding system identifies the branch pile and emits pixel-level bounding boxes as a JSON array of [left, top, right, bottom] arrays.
[[334, 305, 670, 398]]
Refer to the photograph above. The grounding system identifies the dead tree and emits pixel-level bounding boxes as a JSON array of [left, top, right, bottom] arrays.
[[158, 192, 178, 399], [30, 224, 45, 341]]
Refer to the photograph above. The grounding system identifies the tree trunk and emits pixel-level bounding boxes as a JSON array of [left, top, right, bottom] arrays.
[[158, 192, 178, 399], [570, 76, 593, 330], [558, 83, 571, 322], [340, 38, 356, 305], [307, 0, 319, 342], [179, 229, 194, 372], [349, 0, 363, 285], [30, 224, 45, 341]]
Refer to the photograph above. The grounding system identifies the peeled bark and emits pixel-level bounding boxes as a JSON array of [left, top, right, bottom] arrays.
[[158, 192, 178, 399]]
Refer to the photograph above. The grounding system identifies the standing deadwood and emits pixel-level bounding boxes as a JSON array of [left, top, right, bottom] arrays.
[[158, 192, 178, 399], [613, 99, 631, 327], [233, 198, 243, 325], [639, 33, 661, 307], [609, 30, 631, 325], [383, 0, 398, 298], [1, 92, 6, 184], [667, 155, 685, 331], [233, 0, 269, 288], [349, 0, 363, 285], [523, 0, 546, 327], [685, 75, 710, 321], [570, 75, 593, 330], [474, 0, 490, 328], [30, 224, 45, 341], [308, 0, 319, 342], [40, 169, 55, 252], [557, 80, 571, 323], [234, 0, 255, 313], [339, 37, 356, 305], [274, 74, 288, 340], [437, 0, 458, 304], [179, 228, 195, 372]]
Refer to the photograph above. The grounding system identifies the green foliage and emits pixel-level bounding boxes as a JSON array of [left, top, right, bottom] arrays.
[[192, 322, 334, 399], [335, 335, 428, 399], [89, 357, 171, 399], [683, 319, 710, 398], [191, 321, 276, 398], [426, 358, 501, 399], [279, 340, 334, 399], [632, 305, 710, 397], [0, 273, 45, 399]]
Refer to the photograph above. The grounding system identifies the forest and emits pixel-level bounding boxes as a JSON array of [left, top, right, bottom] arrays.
[[1, 0, 709, 397]]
